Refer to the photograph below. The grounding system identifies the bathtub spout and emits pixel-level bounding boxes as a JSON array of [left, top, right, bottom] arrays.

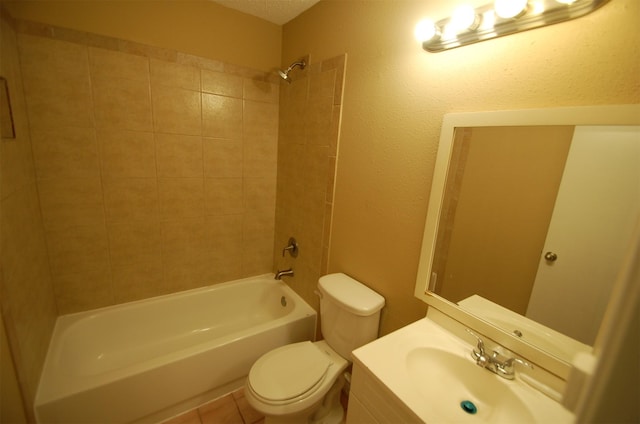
[[275, 269, 294, 280]]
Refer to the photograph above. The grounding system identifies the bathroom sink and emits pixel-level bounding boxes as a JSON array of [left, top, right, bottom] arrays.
[[406, 348, 535, 423], [351, 317, 574, 423]]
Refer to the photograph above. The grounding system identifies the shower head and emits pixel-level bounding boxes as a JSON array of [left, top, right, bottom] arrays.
[[278, 69, 291, 82], [278, 60, 306, 83]]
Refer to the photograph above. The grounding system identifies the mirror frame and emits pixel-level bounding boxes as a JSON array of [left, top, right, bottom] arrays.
[[416, 104, 640, 379]]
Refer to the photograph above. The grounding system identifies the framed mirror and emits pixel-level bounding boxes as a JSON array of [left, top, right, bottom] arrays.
[[415, 104, 640, 377]]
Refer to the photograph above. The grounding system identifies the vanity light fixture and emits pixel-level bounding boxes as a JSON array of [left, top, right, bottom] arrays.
[[417, 0, 609, 52]]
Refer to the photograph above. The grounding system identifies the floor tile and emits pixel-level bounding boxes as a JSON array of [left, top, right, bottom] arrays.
[[161, 409, 201, 424], [232, 388, 264, 424], [198, 394, 244, 424]]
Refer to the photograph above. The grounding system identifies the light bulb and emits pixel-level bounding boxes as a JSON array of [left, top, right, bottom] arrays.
[[494, 0, 528, 19], [480, 10, 497, 30], [450, 4, 480, 33], [414, 19, 439, 42], [530, 1, 545, 14]]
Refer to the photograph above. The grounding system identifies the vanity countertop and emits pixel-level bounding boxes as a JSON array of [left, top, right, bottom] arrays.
[[351, 317, 575, 423]]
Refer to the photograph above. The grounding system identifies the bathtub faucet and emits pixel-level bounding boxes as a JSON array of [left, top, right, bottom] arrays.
[[275, 269, 294, 280]]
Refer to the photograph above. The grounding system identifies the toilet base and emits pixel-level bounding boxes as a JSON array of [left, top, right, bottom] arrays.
[[264, 375, 346, 424]]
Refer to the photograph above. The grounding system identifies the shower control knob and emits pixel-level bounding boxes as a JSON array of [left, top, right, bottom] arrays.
[[544, 251, 558, 262]]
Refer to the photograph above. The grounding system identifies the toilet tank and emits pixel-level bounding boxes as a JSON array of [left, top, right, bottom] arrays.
[[318, 273, 385, 359]]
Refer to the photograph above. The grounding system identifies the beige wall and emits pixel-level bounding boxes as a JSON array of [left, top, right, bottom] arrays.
[[283, 0, 640, 335], [2, 0, 281, 72], [14, 25, 280, 314], [0, 11, 57, 419]]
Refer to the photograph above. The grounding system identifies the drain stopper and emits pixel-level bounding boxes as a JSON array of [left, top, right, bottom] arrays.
[[460, 400, 478, 414]]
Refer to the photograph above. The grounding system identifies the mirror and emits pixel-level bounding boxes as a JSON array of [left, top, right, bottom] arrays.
[[416, 105, 640, 368]]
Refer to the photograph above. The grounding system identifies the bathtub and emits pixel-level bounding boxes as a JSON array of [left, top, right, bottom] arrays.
[[35, 274, 317, 423]]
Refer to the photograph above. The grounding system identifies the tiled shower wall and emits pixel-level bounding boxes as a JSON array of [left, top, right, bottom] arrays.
[[1, 13, 57, 418], [274, 55, 345, 312], [16, 23, 279, 314]]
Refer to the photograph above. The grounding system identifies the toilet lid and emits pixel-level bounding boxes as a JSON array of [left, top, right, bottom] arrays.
[[249, 341, 332, 402]]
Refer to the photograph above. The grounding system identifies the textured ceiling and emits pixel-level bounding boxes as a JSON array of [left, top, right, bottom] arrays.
[[210, 0, 321, 25]]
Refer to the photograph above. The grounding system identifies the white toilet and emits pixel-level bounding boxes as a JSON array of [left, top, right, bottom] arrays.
[[245, 273, 385, 424]]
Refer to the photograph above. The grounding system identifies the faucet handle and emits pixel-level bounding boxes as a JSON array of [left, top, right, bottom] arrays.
[[465, 328, 486, 357], [282, 237, 298, 257], [504, 356, 533, 370]]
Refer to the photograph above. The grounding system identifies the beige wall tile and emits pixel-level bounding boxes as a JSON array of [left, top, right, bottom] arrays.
[[203, 138, 242, 178], [243, 100, 278, 139], [243, 78, 278, 104], [18, 36, 93, 130], [208, 239, 243, 282], [46, 223, 114, 313], [52, 269, 114, 314], [205, 178, 243, 216], [31, 127, 99, 179], [309, 69, 336, 100], [1, 133, 37, 201], [107, 221, 162, 265], [207, 214, 243, 249], [160, 218, 209, 291], [111, 259, 165, 303], [244, 177, 276, 214], [98, 129, 156, 178], [17, 34, 89, 73], [158, 177, 204, 220], [1, 26, 58, 416], [177, 54, 224, 73], [150, 58, 200, 91], [93, 75, 153, 131], [152, 85, 201, 135], [38, 177, 105, 230], [303, 145, 330, 192], [20, 66, 94, 130], [161, 218, 210, 254], [202, 93, 242, 138], [89, 47, 149, 82], [241, 233, 273, 276], [201, 70, 242, 98], [155, 133, 203, 177], [45, 224, 110, 277], [1, 186, 50, 295], [329, 105, 341, 156], [206, 214, 244, 280], [243, 135, 277, 179], [103, 177, 159, 224], [305, 95, 333, 146], [274, 56, 345, 307]]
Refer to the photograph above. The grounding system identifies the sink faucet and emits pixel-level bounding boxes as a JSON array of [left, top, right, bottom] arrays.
[[275, 268, 294, 280], [466, 329, 533, 380]]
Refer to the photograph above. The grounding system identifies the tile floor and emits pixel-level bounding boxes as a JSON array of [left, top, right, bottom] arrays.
[[161, 388, 264, 424], [161, 386, 349, 424]]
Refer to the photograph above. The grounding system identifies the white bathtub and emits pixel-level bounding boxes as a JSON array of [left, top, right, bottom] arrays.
[[35, 274, 317, 423]]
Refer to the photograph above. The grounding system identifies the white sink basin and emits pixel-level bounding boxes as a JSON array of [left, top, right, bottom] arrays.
[[351, 318, 574, 423], [406, 347, 535, 423]]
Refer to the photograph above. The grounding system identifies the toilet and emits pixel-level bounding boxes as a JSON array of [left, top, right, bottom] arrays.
[[245, 273, 385, 424]]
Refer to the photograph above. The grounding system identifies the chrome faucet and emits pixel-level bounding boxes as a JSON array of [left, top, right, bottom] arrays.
[[466, 329, 533, 380], [275, 268, 294, 280]]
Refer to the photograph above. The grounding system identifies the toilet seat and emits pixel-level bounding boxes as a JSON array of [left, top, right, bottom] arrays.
[[248, 341, 332, 405]]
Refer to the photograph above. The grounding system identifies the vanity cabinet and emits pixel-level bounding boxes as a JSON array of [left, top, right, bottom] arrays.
[[346, 362, 421, 424]]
